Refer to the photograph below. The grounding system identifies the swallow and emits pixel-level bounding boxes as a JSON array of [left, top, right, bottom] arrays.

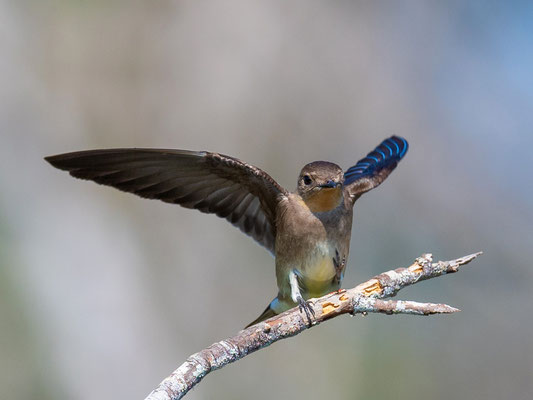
[[45, 136, 408, 327]]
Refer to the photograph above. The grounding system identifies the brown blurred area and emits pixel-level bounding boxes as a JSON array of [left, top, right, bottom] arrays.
[[1, 1, 532, 399]]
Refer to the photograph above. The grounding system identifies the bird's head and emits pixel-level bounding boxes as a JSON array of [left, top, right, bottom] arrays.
[[297, 161, 345, 213]]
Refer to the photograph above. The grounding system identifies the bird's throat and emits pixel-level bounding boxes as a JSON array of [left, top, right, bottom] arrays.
[[304, 187, 343, 213]]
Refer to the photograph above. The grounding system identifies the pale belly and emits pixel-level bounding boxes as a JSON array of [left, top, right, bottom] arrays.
[[297, 241, 339, 298], [272, 247, 339, 314]]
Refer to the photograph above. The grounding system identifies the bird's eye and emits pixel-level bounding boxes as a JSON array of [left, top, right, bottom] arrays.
[[303, 175, 312, 185]]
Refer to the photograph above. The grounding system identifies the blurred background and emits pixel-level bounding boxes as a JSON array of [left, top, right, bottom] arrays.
[[1, 1, 532, 399]]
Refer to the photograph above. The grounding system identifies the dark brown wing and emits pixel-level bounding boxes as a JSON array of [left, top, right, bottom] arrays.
[[45, 149, 288, 254], [343, 136, 408, 203]]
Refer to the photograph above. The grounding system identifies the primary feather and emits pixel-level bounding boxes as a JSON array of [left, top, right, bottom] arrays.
[[45, 149, 288, 254]]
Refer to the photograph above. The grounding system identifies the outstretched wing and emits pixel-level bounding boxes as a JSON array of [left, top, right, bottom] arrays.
[[45, 149, 288, 254], [343, 136, 408, 202]]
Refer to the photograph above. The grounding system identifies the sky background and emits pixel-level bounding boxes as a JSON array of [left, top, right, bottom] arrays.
[[1, 1, 532, 399]]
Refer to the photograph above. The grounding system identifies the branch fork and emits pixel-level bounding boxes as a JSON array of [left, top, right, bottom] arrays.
[[146, 252, 482, 400]]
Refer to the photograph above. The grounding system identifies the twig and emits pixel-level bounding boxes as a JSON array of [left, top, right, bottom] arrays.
[[145, 252, 481, 400]]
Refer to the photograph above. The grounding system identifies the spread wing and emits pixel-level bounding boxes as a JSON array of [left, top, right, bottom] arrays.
[[45, 149, 288, 254], [343, 136, 408, 202]]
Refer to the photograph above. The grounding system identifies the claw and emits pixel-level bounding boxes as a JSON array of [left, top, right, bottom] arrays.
[[297, 296, 316, 326]]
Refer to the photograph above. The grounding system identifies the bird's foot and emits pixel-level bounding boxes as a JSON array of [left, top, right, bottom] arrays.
[[297, 296, 316, 326]]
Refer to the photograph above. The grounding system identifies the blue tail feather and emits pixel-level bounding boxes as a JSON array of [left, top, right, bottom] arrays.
[[344, 136, 408, 185]]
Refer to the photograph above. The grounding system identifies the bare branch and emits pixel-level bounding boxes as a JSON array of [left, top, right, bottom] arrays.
[[145, 252, 481, 400], [353, 298, 460, 315]]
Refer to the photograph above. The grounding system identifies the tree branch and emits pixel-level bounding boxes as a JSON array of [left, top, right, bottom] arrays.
[[145, 252, 481, 400]]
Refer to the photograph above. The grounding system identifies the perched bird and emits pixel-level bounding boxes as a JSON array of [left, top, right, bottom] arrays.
[[45, 136, 408, 327]]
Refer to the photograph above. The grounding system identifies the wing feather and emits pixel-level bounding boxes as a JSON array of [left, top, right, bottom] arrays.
[[45, 149, 287, 254], [344, 136, 408, 202]]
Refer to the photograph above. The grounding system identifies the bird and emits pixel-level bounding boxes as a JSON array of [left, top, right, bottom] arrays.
[[45, 136, 408, 327]]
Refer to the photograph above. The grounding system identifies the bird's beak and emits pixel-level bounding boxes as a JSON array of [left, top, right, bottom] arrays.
[[320, 180, 338, 189]]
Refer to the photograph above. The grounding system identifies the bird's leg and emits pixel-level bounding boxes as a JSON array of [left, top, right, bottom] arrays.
[[332, 249, 346, 286], [289, 269, 315, 326]]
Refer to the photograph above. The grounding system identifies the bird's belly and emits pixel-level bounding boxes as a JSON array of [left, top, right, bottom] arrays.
[[300, 242, 338, 297]]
